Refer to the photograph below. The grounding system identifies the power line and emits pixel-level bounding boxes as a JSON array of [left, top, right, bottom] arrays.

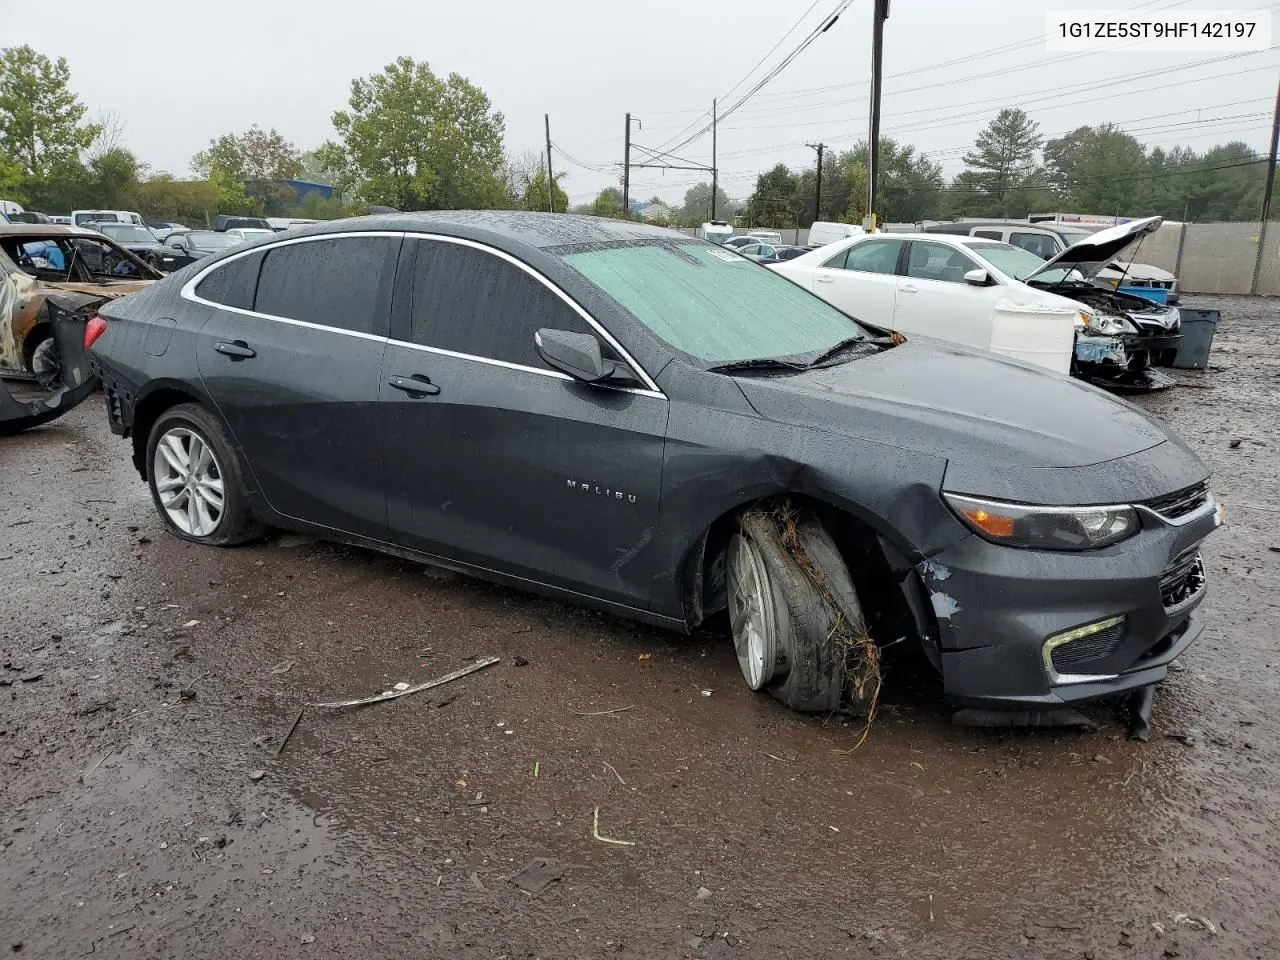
[[657, 0, 857, 156]]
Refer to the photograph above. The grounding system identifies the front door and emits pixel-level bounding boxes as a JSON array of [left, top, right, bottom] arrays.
[[379, 237, 669, 609], [194, 234, 400, 540], [810, 237, 905, 328], [894, 240, 999, 349]]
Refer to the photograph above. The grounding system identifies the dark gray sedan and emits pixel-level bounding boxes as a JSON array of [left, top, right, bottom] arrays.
[[85, 213, 1220, 723]]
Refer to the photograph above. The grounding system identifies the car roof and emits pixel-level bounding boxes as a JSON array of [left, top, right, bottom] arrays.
[[0, 223, 111, 239], [276, 211, 688, 252]]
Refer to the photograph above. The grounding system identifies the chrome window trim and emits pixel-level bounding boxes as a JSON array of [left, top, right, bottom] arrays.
[[179, 229, 667, 399], [401, 233, 664, 396]]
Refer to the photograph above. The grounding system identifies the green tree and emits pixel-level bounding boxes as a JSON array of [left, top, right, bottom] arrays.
[[192, 125, 302, 183], [679, 182, 735, 223], [589, 187, 624, 217], [743, 163, 799, 226], [87, 147, 143, 208], [1044, 124, 1149, 214], [0, 45, 97, 179], [834, 139, 944, 224], [960, 107, 1042, 208], [522, 166, 568, 212], [325, 56, 507, 210]]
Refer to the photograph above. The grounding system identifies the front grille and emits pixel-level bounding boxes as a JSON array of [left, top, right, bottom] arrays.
[[1160, 549, 1206, 611], [1050, 621, 1127, 672], [1144, 481, 1210, 521]]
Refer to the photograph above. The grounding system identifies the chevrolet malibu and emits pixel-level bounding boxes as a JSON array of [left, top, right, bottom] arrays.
[[85, 213, 1220, 723]]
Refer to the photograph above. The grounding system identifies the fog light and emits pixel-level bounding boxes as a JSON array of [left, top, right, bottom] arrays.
[[1043, 615, 1126, 678]]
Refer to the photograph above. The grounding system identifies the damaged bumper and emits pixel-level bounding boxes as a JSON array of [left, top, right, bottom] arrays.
[[918, 489, 1221, 711], [0, 296, 100, 435]]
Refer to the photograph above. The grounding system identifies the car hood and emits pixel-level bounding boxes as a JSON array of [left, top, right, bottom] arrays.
[[732, 336, 1169, 472], [1025, 216, 1163, 283]]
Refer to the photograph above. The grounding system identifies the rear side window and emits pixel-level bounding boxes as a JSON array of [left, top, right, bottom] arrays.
[[842, 238, 905, 275], [973, 229, 1002, 240], [195, 251, 264, 311], [254, 236, 398, 336], [406, 239, 593, 368]]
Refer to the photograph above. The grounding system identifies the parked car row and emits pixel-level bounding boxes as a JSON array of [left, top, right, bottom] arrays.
[[79, 212, 1218, 730]]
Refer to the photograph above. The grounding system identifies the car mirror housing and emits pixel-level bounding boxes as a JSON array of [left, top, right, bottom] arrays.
[[535, 328, 631, 385], [963, 268, 990, 286]]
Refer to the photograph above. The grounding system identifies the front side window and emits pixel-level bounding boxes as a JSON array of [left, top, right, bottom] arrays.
[[905, 242, 980, 283], [407, 239, 594, 369], [842, 238, 905, 275], [559, 240, 865, 365], [255, 236, 398, 335]]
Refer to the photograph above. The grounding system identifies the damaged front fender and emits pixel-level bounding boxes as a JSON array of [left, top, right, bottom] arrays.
[[0, 294, 101, 435]]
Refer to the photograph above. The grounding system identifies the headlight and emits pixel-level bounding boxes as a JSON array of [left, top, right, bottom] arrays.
[[944, 493, 1139, 551], [1079, 310, 1136, 336]]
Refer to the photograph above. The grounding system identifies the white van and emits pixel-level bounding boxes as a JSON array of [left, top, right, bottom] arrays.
[[72, 209, 145, 227], [807, 221, 865, 247], [696, 220, 735, 245]]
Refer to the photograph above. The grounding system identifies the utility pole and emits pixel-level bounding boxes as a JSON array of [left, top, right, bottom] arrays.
[[711, 99, 718, 220], [544, 114, 555, 213], [623, 112, 632, 216], [807, 142, 825, 224], [1249, 74, 1280, 293], [1260, 74, 1280, 225], [866, 0, 890, 232]]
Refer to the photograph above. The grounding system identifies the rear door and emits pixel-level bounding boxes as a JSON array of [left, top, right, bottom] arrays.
[[379, 236, 669, 608], [193, 232, 399, 539], [895, 240, 999, 348], [809, 237, 904, 327]]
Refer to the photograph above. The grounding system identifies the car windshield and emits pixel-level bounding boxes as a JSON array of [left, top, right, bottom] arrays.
[[966, 241, 1074, 283], [559, 240, 866, 365], [99, 225, 156, 244], [188, 232, 237, 251]]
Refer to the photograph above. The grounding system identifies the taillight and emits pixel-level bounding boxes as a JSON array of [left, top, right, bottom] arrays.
[[84, 314, 108, 350]]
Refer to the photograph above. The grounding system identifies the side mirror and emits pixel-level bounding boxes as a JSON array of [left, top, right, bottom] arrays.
[[535, 328, 634, 385], [963, 268, 990, 286]]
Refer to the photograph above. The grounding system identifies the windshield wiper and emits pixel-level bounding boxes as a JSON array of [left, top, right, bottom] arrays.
[[707, 357, 808, 375]]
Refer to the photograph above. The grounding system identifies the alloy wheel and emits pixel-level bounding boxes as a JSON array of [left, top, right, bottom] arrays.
[[727, 535, 779, 690], [153, 426, 225, 537]]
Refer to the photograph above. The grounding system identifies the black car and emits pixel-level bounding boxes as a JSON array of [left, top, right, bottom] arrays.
[[86, 213, 1220, 723], [87, 221, 166, 260], [148, 230, 242, 271], [214, 215, 271, 232]]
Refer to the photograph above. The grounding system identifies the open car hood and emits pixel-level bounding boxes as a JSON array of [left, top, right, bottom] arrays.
[[1025, 215, 1163, 283]]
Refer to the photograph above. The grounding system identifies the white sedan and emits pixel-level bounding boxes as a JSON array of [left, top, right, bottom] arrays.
[[770, 232, 1092, 374]]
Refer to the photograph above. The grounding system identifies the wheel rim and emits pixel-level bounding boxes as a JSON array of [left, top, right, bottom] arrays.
[[727, 535, 779, 690], [153, 426, 225, 537], [31, 336, 62, 391]]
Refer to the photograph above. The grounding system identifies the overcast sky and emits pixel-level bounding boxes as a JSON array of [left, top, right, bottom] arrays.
[[2, 0, 1276, 208]]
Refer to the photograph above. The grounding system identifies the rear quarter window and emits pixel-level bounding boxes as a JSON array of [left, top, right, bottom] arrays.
[[194, 251, 265, 311]]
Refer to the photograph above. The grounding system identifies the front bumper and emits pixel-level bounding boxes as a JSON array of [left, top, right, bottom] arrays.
[[920, 493, 1221, 710]]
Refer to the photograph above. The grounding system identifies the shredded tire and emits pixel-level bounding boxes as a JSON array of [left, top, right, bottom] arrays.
[[732, 503, 880, 720]]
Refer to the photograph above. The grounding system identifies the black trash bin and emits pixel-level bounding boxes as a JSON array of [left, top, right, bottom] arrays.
[[1173, 308, 1219, 370]]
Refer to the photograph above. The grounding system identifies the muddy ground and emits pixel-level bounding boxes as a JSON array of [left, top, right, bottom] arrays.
[[2, 294, 1277, 959]]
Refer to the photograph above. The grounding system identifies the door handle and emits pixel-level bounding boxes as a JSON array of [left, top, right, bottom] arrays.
[[899, 284, 919, 294], [388, 374, 441, 397], [814, 273, 835, 284], [214, 340, 256, 359]]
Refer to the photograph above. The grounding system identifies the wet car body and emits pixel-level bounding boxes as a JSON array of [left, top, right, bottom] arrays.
[[0, 223, 158, 380], [86, 212, 1219, 718]]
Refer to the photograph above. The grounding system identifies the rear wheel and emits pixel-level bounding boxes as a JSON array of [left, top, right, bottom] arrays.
[[146, 403, 261, 546], [727, 506, 875, 714], [30, 334, 62, 390]]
